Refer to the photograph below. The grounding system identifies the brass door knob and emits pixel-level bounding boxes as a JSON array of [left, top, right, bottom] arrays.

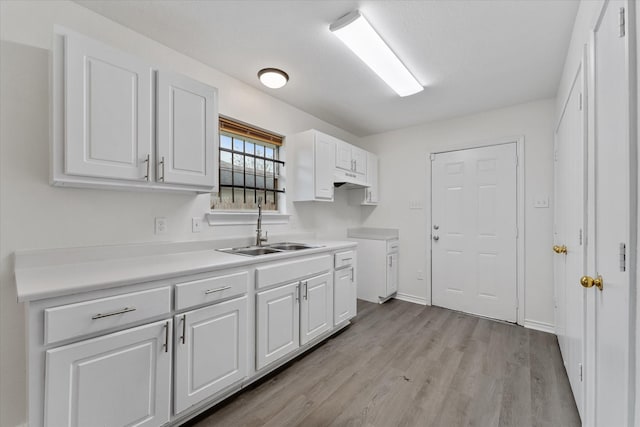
[[553, 245, 568, 254], [580, 275, 604, 291]]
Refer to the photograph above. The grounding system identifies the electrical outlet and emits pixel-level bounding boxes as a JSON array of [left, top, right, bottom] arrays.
[[155, 217, 167, 235], [534, 196, 549, 208], [192, 217, 203, 233]]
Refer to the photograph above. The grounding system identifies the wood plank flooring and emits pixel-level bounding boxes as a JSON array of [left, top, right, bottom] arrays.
[[186, 299, 580, 427]]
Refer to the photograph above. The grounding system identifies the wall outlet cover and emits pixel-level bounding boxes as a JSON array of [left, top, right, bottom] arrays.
[[155, 217, 167, 235], [192, 217, 203, 233]]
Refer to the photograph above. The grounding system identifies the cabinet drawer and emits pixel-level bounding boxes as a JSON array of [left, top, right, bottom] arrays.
[[256, 255, 331, 289], [175, 271, 248, 310], [387, 239, 399, 253], [44, 287, 171, 345], [334, 250, 355, 269]]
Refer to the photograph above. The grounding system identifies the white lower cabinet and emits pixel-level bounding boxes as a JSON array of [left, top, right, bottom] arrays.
[[300, 272, 333, 345], [334, 266, 354, 325], [256, 282, 300, 370], [44, 319, 172, 427], [173, 296, 247, 415]]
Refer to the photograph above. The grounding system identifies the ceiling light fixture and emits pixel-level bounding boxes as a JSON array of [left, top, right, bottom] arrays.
[[257, 68, 289, 89], [330, 10, 423, 97]]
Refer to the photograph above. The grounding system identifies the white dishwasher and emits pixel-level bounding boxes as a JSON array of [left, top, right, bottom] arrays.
[[348, 228, 399, 304]]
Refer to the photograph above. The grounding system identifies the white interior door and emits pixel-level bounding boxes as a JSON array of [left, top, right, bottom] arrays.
[[431, 143, 517, 322], [554, 60, 586, 419], [586, 2, 635, 425]]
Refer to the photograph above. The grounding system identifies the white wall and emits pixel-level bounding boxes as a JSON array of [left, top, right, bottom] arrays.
[[0, 2, 363, 426], [357, 99, 556, 328]]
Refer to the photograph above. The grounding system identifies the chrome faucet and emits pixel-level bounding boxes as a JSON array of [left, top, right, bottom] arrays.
[[256, 197, 268, 246]]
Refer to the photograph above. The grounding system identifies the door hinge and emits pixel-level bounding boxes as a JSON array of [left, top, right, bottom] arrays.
[[619, 7, 626, 37], [579, 363, 583, 382], [620, 242, 626, 272], [515, 154, 519, 166], [430, 153, 436, 161], [554, 149, 559, 162], [579, 228, 583, 246]]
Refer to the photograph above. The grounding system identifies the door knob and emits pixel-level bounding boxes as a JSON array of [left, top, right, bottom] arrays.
[[553, 245, 568, 254], [433, 235, 439, 241], [580, 275, 603, 291]]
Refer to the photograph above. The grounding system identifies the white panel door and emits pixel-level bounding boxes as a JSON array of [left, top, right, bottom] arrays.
[[45, 320, 171, 427], [431, 143, 517, 322], [174, 296, 247, 415], [157, 71, 218, 188], [334, 267, 353, 325], [335, 140, 353, 171], [586, 2, 635, 425], [64, 33, 153, 181], [314, 134, 335, 200], [386, 253, 399, 296], [300, 272, 333, 345], [256, 282, 300, 370], [553, 61, 586, 418]]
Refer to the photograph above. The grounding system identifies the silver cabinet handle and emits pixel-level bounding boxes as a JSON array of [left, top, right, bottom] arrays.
[[303, 281, 308, 300], [164, 321, 170, 353], [158, 156, 165, 181], [295, 283, 299, 302], [204, 285, 231, 295], [91, 307, 136, 320], [180, 314, 186, 344], [350, 267, 354, 281], [143, 154, 150, 181]]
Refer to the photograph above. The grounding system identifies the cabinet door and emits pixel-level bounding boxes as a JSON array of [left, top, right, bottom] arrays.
[[366, 153, 379, 204], [45, 320, 171, 427], [334, 267, 353, 325], [157, 71, 218, 189], [65, 33, 153, 181], [352, 147, 367, 175], [386, 253, 399, 296], [174, 296, 247, 414], [256, 282, 300, 370], [335, 140, 353, 171], [314, 135, 335, 200], [300, 272, 333, 345]]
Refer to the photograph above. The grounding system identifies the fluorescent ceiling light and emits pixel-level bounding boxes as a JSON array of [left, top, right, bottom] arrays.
[[258, 68, 289, 89], [330, 10, 423, 97]]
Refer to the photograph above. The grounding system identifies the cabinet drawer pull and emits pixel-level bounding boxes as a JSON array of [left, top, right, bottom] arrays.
[[163, 321, 169, 353], [159, 156, 165, 181], [180, 314, 186, 344], [341, 257, 352, 261], [91, 307, 136, 320], [204, 285, 232, 295], [143, 153, 150, 181]]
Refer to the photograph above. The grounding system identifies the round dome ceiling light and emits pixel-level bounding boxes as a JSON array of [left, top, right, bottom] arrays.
[[258, 68, 289, 89]]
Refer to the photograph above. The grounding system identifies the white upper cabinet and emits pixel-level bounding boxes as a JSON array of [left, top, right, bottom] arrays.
[[335, 140, 367, 176], [156, 71, 218, 189], [52, 28, 218, 193], [64, 32, 153, 182], [292, 129, 336, 202]]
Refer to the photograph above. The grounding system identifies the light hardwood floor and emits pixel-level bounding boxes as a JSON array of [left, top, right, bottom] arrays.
[[187, 299, 580, 427]]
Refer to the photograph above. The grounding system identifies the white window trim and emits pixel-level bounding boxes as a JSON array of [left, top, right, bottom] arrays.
[[205, 211, 290, 226]]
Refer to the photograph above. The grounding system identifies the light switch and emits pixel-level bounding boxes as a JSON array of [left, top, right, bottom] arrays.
[[192, 217, 203, 233], [534, 196, 549, 208]]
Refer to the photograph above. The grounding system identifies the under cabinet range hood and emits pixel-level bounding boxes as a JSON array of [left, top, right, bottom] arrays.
[[333, 169, 369, 189]]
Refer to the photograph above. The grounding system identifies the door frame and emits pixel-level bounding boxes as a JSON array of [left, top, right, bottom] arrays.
[[426, 137, 525, 326]]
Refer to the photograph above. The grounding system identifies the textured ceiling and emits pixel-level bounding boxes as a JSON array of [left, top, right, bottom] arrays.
[[75, 0, 579, 137]]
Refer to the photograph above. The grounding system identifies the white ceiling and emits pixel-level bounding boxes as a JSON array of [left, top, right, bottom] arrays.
[[75, 0, 579, 137]]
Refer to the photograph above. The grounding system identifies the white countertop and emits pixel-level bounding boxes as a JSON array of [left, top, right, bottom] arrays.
[[347, 227, 399, 241], [14, 239, 356, 302]]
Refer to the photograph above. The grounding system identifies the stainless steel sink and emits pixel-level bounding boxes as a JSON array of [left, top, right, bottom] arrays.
[[217, 242, 321, 256], [266, 242, 319, 251]]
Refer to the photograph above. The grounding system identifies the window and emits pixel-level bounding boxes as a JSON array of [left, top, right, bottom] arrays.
[[213, 117, 284, 211]]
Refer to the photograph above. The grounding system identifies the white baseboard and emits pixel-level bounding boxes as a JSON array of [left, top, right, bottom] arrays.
[[524, 319, 555, 334], [394, 292, 428, 306]]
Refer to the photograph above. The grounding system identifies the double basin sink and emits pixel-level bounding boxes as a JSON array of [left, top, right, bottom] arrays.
[[218, 242, 322, 257]]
